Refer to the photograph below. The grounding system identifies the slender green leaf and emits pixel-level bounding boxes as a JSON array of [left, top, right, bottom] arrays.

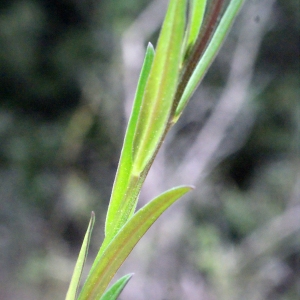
[[78, 186, 193, 300], [100, 273, 133, 300], [174, 0, 245, 119], [104, 44, 155, 241], [103, 0, 188, 257], [65, 212, 95, 300], [132, 0, 187, 174], [183, 0, 207, 59]]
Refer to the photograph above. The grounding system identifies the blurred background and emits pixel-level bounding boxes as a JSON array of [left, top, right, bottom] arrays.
[[0, 0, 299, 299]]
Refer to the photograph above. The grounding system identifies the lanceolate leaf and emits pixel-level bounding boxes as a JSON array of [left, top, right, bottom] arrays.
[[65, 212, 95, 300], [99, 273, 133, 300], [174, 0, 245, 119], [104, 44, 155, 243], [132, 0, 187, 174], [102, 0, 188, 255], [77, 186, 193, 300]]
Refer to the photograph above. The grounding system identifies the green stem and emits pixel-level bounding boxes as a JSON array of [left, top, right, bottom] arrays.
[[171, 0, 225, 118]]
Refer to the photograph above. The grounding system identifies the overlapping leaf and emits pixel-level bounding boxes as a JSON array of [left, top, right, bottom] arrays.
[[66, 1, 247, 300], [66, 212, 95, 300], [104, 44, 155, 246], [78, 186, 192, 300], [99, 273, 133, 300], [102, 0, 188, 257], [132, 0, 186, 174]]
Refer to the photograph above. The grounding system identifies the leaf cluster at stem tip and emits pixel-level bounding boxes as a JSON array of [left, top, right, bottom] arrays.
[[66, 1, 245, 299]]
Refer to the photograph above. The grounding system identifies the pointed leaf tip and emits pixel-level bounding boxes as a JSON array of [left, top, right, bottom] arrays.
[[78, 185, 192, 299], [104, 42, 155, 241], [66, 212, 95, 300], [100, 273, 134, 300]]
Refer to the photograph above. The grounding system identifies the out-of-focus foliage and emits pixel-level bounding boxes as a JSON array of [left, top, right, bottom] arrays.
[[0, 0, 299, 300]]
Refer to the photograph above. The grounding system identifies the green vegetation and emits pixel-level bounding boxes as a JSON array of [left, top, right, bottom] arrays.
[[0, 0, 298, 299], [67, 1, 246, 298]]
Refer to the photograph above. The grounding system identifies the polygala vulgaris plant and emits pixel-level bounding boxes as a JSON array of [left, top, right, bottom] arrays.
[[65, 0, 245, 299]]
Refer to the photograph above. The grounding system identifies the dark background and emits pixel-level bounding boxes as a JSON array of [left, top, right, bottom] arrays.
[[0, 0, 299, 299]]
